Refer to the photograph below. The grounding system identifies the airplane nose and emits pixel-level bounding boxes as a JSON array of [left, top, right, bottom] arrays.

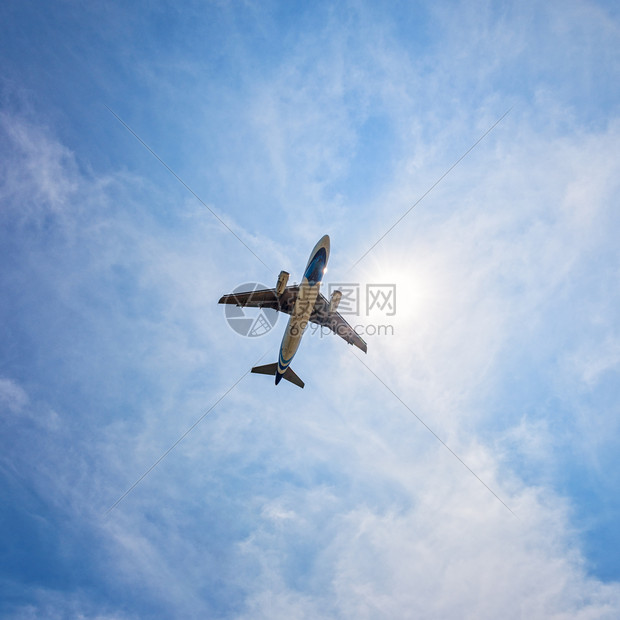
[[317, 234, 330, 258]]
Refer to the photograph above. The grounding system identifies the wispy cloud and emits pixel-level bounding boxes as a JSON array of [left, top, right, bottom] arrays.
[[0, 378, 29, 414], [1, 0, 620, 617]]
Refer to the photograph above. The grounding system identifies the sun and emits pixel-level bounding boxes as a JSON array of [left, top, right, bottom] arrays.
[[353, 248, 438, 327]]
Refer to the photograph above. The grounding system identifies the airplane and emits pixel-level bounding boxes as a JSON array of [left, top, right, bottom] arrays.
[[218, 235, 367, 388]]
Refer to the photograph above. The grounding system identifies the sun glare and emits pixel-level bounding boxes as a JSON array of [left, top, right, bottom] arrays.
[[358, 252, 438, 326]]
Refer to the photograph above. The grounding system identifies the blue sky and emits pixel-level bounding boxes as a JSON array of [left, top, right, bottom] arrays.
[[1, 0, 620, 617]]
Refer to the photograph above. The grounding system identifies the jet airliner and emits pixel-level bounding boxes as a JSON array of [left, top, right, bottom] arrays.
[[218, 235, 367, 388]]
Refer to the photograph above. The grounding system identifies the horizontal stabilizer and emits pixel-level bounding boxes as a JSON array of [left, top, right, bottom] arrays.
[[251, 362, 278, 376], [282, 366, 304, 389], [251, 363, 305, 389]]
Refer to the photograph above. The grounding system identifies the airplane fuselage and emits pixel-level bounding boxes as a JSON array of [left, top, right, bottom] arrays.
[[219, 232, 367, 388], [276, 234, 330, 384]]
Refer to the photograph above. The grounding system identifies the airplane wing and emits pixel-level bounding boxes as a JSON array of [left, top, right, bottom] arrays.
[[310, 293, 368, 353], [219, 287, 368, 353], [218, 286, 299, 315]]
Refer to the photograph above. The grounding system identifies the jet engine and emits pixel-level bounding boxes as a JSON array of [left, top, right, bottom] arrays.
[[276, 270, 290, 295], [329, 290, 342, 313]]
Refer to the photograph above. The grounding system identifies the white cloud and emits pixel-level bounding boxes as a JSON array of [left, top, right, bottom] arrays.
[[0, 377, 29, 414], [230, 441, 620, 619], [1, 1, 620, 618], [0, 112, 79, 223]]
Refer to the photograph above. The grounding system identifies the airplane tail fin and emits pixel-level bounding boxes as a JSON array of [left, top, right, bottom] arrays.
[[251, 363, 305, 389]]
